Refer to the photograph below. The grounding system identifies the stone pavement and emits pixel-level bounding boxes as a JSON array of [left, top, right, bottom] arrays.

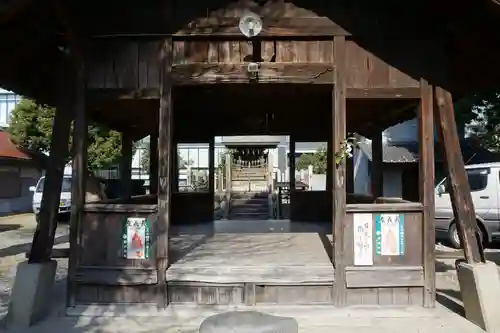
[[1, 304, 487, 333], [0, 214, 489, 332], [0, 214, 69, 319]]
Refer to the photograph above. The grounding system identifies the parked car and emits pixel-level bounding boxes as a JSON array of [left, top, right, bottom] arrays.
[[435, 162, 500, 248], [29, 175, 72, 223]]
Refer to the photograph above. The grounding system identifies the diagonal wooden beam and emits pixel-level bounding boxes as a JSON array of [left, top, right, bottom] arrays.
[[0, 0, 33, 23]]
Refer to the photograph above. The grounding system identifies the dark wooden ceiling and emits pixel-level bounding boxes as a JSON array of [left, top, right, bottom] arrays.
[[1, 0, 499, 139]]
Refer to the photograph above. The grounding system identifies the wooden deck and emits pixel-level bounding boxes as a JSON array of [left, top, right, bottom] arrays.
[[167, 232, 335, 305]]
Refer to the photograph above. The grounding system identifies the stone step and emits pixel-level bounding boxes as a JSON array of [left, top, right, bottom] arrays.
[[230, 205, 269, 213], [231, 192, 269, 199], [228, 212, 270, 219]]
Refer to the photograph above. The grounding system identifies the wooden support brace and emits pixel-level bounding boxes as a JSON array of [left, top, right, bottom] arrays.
[[332, 35, 347, 306], [156, 37, 174, 309], [434, 86, 484, 263], [67, 59, 88, 307], [419, 79, 436, 307], [28, 65, 73, 263]]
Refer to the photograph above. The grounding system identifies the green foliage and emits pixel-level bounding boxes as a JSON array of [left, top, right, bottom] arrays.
[[455, 90, 500, 151], [296, 146, 327, 174], [8, 98, 129, 171], [140, 145, 190, 171]]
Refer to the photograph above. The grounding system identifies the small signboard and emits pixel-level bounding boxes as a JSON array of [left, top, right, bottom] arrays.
[[353, 213, 373, 266], [123, 217, 151, 259], [375, 213, 405, 256]]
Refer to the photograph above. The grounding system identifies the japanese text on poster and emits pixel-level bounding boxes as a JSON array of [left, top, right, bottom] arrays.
[[375, 213, 405, 256], [123, 217, 151, 259], [353, 213, 373, 266]]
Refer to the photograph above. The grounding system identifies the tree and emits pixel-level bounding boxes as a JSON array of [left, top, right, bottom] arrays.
[[140, 145, 191, 171], [454, 90, 500, 151], [296, 147, 327, 174], [8, 98, 129, 170]]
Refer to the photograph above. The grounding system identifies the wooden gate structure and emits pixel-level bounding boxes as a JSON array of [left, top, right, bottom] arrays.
[[0, 0, 498, 310]]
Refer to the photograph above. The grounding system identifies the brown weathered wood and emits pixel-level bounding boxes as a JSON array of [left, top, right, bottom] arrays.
[[171, 63, 335, 85], [149, 130, 159, 194], [156, 37, 174, 308], [75, 267, 158, 285], [67, 59, 88, 307], [208, 138, 215, 195], [345, 266, 424, 288], [84, 203, 157, 213], [419, 79, 436, 307], [346, 87, 420, 99], [26, 248, 70, 259], [332, 35, 347, 306], [346, 203, 423, 212], [28, 67, 73, 263], [371, 131, 383, 197], [175, 17, 349, 37], [120, 131, 133, 198], [434, 86, 483, 263]]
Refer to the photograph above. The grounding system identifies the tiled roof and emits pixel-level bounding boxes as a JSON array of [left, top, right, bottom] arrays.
[[358, 139, 500, 164], [0, 131, 31, 160]]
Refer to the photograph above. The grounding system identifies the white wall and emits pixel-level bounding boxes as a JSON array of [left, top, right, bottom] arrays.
[[0, 165, 41, 215], [352, 148, 403, 198]]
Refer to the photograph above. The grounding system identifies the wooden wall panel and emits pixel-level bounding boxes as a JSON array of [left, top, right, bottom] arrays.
[[172, 40, 333, 64], [87, 39, 420, 89], [345, 40, 419, 89]]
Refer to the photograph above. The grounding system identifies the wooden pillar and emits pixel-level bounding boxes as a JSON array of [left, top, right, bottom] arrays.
[[326, 140, 333, 193], [28, 66, 73, 263], [346, 156, 354, 194], [371, 131, 383, 197], [149, 132, 159, 194], [208, 138, 215, 195], [67, 59, 88, 306], [332, 35, 347, 306], [435, 86, 483, 263], [171, 139, 178, 193], [289, 139, 296, 190], [419, 79, 436, 307], [156, 37, 173, 308], [120, 132, 133, 198]]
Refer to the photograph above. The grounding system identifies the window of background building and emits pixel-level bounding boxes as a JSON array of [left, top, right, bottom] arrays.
[[0, 90, 21, 127]]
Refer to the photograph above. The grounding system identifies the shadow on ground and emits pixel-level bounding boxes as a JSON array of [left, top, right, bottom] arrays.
[[0, 224, 21, 233], [0, 234, 69, 259]]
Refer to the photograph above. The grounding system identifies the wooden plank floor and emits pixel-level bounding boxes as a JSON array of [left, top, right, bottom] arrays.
[[167, 233, 334, 284]]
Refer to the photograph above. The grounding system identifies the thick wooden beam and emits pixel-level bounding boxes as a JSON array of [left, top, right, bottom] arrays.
[[371, 131, 384, 197], [434, 86, 483, 263], [332, 35, 347, 306], [156, 37, 174, 309], [0, 0, 33, 23], [175, 17, 349, 37], [28, 66, 73, 264], [419, 79, 436, 307], [67, 59, 88, 307], [346, 87, 420, 99], [172, 63, 335, 85], [120, 132, 133, 198]]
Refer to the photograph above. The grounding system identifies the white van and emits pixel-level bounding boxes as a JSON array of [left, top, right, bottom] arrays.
[[29, 175, 72, 223], [435, 162, 500, 248]]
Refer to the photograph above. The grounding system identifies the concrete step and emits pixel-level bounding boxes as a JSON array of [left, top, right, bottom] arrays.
[[231, 192, 269, 200], [228, 212, 270, 219], [230, 206, 269, 214]]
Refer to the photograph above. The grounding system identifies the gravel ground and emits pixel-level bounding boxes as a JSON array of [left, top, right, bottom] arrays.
[[0, 214, 69, 317]]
